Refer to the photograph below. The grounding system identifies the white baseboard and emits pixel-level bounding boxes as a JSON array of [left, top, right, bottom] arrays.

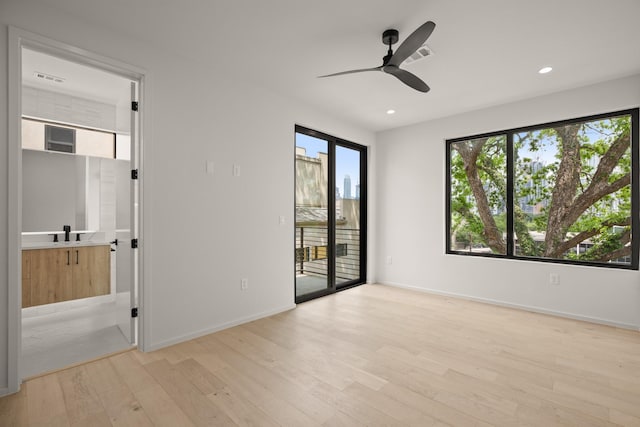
[[144, 303, 297, 352], [378, 281, 640, 331]]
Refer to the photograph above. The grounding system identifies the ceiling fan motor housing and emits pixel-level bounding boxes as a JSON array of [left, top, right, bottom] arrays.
[[382, 29, 399, 46]]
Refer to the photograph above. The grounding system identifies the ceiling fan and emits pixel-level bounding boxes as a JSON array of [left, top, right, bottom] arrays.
[[319, 21, 436, 93]]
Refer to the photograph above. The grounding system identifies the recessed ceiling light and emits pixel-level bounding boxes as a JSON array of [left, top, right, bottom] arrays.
[[386, 109, 396, 115], [538, 66, 553, 74]]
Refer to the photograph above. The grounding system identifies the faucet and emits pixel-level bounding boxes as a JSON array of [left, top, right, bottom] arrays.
[[63, 225, 71, 242]]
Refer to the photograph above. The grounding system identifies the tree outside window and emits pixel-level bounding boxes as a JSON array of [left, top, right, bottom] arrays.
[[447, 110, 638, 269]]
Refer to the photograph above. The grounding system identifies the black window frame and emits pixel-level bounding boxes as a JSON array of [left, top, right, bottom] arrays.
[[446, 108, 640, 270]]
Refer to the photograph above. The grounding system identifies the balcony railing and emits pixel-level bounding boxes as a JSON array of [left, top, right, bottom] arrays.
[[295, 226, 361, 282]]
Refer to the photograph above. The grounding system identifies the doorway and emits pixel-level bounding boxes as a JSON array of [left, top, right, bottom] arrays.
[[8, 29, 143, 386], [294, 126, 367, 303]]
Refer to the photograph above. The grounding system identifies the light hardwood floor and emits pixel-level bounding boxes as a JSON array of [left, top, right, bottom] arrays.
[[2, 284, 640, 426]]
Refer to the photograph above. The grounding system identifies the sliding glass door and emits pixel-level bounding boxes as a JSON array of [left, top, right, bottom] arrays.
[[295, 131, 330, 298], [295, 126, 367, 303], [334, 145, 364, 288]]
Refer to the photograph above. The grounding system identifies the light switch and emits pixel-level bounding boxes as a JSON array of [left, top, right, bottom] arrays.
[[279, 215, 285, 225], [206, 160, 214, 175], [233, 164, 241, 177]]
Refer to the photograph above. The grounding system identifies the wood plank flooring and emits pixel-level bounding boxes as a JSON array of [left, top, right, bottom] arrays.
[[2, 284, 640, 426]]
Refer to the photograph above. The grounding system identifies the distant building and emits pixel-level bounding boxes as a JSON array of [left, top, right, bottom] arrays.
[[344, 175, 351, 199], [355, 184, 360, 200], [518, 160, 548, 214]]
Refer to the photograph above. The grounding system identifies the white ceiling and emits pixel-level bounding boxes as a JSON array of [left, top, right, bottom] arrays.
[[30, 0, 640, 132]]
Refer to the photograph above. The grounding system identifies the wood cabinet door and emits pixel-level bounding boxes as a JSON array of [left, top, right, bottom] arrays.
[[29, 248, 73, 306], [22, 251, 32, 308], [72, 245, 110, 299]]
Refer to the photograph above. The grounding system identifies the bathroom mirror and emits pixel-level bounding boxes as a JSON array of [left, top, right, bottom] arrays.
[[22, 149, 130, 233]]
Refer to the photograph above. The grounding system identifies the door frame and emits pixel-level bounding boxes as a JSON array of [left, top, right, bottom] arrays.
[[7, 27, 147, 393], [294, 125, 368, 303]]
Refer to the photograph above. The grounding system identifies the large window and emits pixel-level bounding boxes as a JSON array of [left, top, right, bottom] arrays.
[[447, 109, 639, 269]]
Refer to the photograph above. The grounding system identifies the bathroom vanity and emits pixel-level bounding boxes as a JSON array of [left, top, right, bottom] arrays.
[[22, 242, 110, 308]]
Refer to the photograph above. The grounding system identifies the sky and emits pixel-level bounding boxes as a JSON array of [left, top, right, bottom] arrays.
[[516, 117, 621, 166], [296, 132, 361, 199], [516, 131, 558, 165]]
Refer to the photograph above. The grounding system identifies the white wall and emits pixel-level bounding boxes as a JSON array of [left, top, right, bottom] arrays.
[[0, 0, 375, 392], [376, 74, 640, 329]]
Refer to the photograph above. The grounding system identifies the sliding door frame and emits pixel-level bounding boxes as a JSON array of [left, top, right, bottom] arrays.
[[294, 125, 367, 303]]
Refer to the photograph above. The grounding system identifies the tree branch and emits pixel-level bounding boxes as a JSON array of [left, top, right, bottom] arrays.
[[577, 228, 630, 262], [452, 139, 506, 254], [598, 245, 631, 263], [587, 230, 631, 261], [544, 125, 631, 258], [569, 130, 630, 217], [544, 124, 582, 256], [555, 174, 630, 244], [555, 217, 631, 255]]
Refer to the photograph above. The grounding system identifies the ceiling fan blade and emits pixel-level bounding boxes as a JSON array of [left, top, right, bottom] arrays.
[[388, 21, 436, 67], [318, 66, 382, 78], [383, 66, 430, 92]]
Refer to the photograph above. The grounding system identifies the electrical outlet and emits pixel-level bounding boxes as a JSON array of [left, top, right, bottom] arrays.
[[241, 278, 248, 290], [279, 215, 285, 225], [386, 256, 393, 265], [233, 164, 241, 177], [206, 160, 214, 175], [549, 273, 560, 285]]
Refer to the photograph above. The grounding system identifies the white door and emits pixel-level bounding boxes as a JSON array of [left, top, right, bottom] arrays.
[[116, 81, 139, 344]]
